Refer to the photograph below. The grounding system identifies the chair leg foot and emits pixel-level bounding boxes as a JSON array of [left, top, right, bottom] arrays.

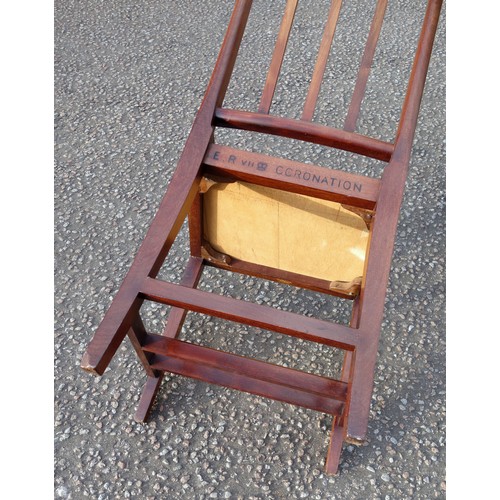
[[324, 416, 344, 475], [134, 374, 164, 423]]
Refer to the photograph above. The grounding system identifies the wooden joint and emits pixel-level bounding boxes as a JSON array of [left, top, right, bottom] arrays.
[[201, 241, 232, 265], [199, 177, 218, 194], [329, 276, 362, 296], [341, 204, 374, 229]]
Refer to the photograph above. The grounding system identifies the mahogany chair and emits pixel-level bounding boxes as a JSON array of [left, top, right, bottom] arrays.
[[81, 0, 443, 474]]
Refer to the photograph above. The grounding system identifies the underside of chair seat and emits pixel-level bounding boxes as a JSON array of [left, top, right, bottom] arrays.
[[202, 180, 369, 285]]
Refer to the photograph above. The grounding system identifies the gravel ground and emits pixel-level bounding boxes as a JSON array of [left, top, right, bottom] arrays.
[[54, 0, 445, 498]]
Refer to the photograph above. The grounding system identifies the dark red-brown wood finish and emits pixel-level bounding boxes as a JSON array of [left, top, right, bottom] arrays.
[[81, 0, 443, 474]]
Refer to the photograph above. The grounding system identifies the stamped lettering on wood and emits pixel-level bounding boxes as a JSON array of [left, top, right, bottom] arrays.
[[210, 148, 363, 194]]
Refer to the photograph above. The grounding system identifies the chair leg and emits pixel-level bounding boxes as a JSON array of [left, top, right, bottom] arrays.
[[134, 373, 164, 423], [134, 257, 204, 423], [325, 415, 344, 475]]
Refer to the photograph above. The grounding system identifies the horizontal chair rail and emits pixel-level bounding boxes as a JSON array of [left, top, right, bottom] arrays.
[[214, 108, 394, 162], [140, 277, 359, 350], [144, 335, 346, 415], [143, 334, 348, 402], [202, 255, 357, 300], [203, 144, 380, 209]]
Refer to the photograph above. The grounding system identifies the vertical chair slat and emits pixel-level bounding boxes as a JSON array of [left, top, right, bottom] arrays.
[[258, 0, 299, 114], [343, 0, 388, 132], [301, 0, 343, 121]]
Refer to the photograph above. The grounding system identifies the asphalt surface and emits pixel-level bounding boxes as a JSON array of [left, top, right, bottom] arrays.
[[54, 0, 446, 498]]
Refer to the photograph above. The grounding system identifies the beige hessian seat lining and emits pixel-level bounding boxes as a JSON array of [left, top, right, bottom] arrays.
[[203, 181, 369, 283]]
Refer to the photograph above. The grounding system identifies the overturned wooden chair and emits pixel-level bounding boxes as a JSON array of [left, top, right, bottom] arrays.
[[81, 0, 443, 474]]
